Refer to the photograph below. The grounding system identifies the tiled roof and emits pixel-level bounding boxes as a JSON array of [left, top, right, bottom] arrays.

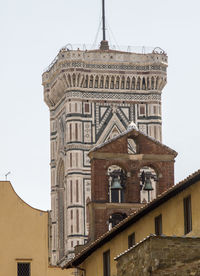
[[64, 169, 200, 268], [89, 127, 177, 156]]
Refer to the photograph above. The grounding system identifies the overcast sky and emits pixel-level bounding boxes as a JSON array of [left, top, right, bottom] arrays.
[[0, 0, 199, 210]]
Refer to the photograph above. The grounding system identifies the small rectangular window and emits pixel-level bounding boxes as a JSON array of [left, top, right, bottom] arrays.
[[103, 250, 110, 276], [17, 263, 30, 276], [128, 232, 135, 248], [155, 214, 162, 235], [184, 195, 192, 234]]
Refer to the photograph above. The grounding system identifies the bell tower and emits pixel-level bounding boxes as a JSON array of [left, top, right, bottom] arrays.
[[42, 0, 168, 265], [88, 126, 177, 241]]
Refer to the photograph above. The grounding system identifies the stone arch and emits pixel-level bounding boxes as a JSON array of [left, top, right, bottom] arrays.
[[57, 159, 65, 259]]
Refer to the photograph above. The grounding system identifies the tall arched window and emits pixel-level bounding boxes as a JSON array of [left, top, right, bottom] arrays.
[[89, 76, 93, 88], [136, 77, 141, 90], [94, 76, 99, 88], [142, 77, 146, 90], [100, 76, 104, 88], [110, 76, 114, 89], [132, 77, 135, 90], [116, 77, 120, 89], [84, 75, 88, 88], [126, 77, 130, 89], [151, 77, 155, 90], [105, 76, 109, 89]]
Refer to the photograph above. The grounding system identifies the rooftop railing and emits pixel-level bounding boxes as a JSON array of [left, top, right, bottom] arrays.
[[43, 43, 166, 73]]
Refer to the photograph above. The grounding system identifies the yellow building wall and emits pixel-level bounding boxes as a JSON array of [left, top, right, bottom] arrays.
[[0, 181, 72, 276], [81, 180, 200, 276]]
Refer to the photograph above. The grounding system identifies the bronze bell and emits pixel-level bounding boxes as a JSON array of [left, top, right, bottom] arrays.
[[143, 177, 153, 191], [111, 178, 123, 190]]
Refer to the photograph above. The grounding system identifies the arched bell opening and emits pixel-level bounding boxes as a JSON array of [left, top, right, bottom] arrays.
[[108, 212, 127, 230], [107, 165, 127, 203], [139, 166, 157, 203]]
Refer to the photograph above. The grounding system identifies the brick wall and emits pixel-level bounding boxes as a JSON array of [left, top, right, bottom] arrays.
[[116, 236, 200, 276], [89, 129, 176, 240]]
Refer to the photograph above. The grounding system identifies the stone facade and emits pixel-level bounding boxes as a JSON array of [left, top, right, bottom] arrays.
[[42, 44, 168, 264], [88, 128, 176, 241], [116, 235, 200, 276]]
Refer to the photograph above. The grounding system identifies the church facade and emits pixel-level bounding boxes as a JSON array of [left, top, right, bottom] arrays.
[[42, 41, 168, 263]]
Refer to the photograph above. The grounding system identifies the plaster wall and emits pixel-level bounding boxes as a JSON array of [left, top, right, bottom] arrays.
[[80, 180, 200, 276], [0, 181, 72, 276]]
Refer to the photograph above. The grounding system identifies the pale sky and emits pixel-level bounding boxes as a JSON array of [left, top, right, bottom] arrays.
[[0, 0, 199, 210]]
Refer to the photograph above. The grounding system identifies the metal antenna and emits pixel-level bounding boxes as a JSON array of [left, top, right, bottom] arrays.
[[5, 171, 11, 180], [102, 0, 106, 40]]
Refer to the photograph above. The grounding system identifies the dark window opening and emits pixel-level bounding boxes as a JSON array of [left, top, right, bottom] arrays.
[[116, 80, 119, 89], [140, 105, 145, 115], [110, 80, 114, 89], [155, 214, 162, 235], [184, 196, 192, 234], [111, 189, 120, 203], [84, 103, 89, 113], [128, 232, 135, 248], [103, 250, 110, 276], [17, 263, 30, 276], [109, 213, 127, 228]]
